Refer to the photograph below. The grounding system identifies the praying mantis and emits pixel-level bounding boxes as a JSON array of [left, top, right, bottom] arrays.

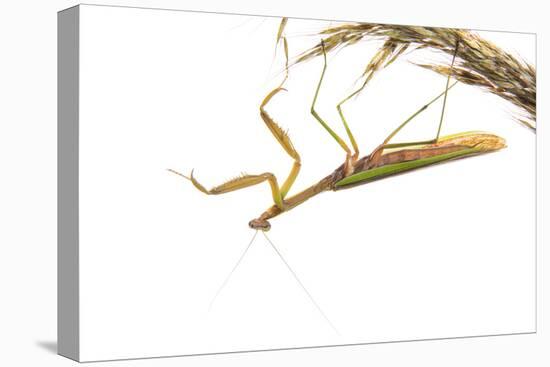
[[169, 21, 506, 232]]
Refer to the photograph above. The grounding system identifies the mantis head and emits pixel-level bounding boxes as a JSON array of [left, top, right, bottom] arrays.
[[249, 218, 271, 231]]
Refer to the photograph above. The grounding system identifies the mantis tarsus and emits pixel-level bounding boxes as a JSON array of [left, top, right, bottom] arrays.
[[169, 25, 506, 232]]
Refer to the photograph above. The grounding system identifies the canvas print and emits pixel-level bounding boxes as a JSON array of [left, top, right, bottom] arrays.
[[58, 4, 536, 362]]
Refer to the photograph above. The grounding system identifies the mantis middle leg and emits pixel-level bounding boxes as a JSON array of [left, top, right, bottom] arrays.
[[336, 40, 409, 161], [310, 40, 355, 174]]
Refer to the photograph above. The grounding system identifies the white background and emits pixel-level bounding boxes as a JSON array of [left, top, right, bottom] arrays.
[[0, 0, 547, 366], [77, 4, 535, 361]]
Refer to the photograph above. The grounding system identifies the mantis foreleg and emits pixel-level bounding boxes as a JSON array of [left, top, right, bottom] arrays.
[[169, 24, 301, 209], [260, 85, 301, 198], [168, 169, 285, 210]]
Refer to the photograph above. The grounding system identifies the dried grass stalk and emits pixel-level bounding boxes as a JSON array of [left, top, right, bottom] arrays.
[[294, 23, 536, 131]]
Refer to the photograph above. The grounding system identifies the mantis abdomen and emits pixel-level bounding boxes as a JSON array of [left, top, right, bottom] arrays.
[[336, 131, 506, 188]]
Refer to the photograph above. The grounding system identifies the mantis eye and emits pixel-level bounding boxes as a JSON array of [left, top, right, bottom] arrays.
[[248, 218, 271, 231]]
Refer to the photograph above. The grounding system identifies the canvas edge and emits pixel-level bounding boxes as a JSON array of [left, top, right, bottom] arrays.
[[57, 4, 80, 362]]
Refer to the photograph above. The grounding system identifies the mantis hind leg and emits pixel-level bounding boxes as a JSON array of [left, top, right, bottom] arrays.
[[366, 40, 461, 168]]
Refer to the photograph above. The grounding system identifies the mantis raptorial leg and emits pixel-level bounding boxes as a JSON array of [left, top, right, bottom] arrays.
[[169, 33, 300, 219], [168, 168, 285, 210], [260, 85, 302, 198]]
